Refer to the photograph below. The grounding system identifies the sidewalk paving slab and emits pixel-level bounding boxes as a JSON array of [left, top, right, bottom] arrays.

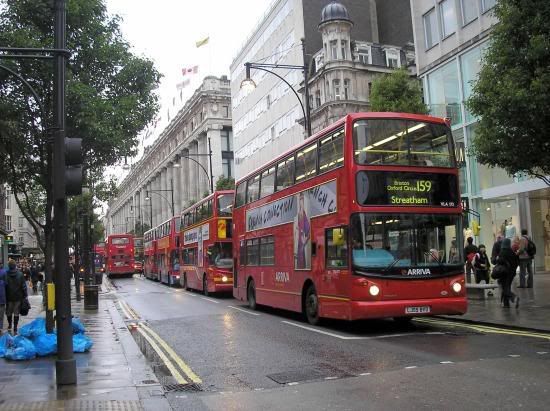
[[440, 272, 550, 332], [0, 279, 172, 411]]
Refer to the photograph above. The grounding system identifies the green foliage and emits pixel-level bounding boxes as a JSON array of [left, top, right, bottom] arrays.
[[466, 0, 550, 184], [0, 0, 161, 251], [369, 69, 428, 114], [129, 220, 150, 237], [216, 176, 235, 191]]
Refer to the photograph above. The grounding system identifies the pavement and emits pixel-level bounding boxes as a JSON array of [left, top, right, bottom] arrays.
[[0, 278, 171, 411], [444, 271, 550, 332]]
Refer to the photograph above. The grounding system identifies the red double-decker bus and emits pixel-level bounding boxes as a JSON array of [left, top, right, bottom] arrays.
[[155, 216, 181, 286], [105, 234, 135, 278], [233, 112, 467, 324], [180, 190, 234, 295], [144, 229, 157, 280], [93, 242, 106, 273]]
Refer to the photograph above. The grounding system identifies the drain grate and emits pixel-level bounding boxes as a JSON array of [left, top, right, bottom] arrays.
[[163, 383, 202, 392], [141, 379, 158, 385], [267, 368, 328, 384]]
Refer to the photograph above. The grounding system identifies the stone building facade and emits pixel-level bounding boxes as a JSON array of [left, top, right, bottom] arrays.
[[105, 76, 233, 235]]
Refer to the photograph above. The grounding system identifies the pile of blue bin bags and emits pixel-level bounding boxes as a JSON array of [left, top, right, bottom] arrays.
[[0, 318, 93, 360]]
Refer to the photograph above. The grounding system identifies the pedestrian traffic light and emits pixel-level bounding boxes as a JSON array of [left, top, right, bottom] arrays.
[[65, 137, 83, 196]]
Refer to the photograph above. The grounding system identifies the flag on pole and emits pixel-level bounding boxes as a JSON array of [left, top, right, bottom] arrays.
[[195, 36, 209, 48], [181, 65, 199, 76]]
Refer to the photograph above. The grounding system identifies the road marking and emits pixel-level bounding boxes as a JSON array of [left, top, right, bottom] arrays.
[[281, 321, 444, 340], [136, 327, 187, 385], [405, 366, 418, 369], [537, 352, 548, 355], [288, 382, 299, 386], [118, 301, 135, 320], [119, 300, 140, 320], [228, 306, 260, 316], [139, 323, 202, 384], [200, 296, 220, 304], [414, 318, 550, 341], [324, 376, 338, 380], [359, 373, 371, 376], [508, 354, 520, 358], [440, 361, 454, 364]]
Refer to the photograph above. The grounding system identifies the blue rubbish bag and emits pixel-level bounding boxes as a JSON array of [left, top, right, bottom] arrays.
[[19, 318, 48, 339], [71, 318, 86, 334], [34, 333, 58, 357], [4, 335, 37, 360], [0, 333, 14, 358], [73, 333, 93, 353]]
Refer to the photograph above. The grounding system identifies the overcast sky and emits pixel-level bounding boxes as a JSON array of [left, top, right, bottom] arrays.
[[105, 0, 273, 161]]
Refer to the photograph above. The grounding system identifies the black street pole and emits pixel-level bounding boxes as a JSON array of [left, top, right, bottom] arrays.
[[149, 199, 153, 228], [301, 38, 312, 137], [74, 208, 81, 302], [170, 178, 175, 217], [53, 0, 76, 385], [208, 138, 214, 193]]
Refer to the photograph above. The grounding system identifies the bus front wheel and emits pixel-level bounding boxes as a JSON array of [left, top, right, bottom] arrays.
[[203, 275, 209, 296], [247, 279, 257, 310], [304, 284, 320, 325]]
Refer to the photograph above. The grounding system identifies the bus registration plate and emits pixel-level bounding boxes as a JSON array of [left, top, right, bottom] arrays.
[[406, 306, 430, 314]]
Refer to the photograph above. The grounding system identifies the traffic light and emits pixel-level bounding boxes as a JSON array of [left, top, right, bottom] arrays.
[[65, 137, 83, 196], [4, 235, 13, 243]]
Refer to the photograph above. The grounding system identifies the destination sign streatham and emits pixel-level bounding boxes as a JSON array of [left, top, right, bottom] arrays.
[[356, 171, 459, 207]]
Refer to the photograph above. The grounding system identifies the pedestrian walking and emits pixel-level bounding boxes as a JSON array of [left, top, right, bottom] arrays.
[[5, 259, 28, 335], [30, 263, 39, 294], [496, 238, 519, 308], [464, 237, 478, 283], [473, 244, 490, 285], [518, 229, 536, 288], [0, 264, 7, 336], [491, 235, 503, 265]]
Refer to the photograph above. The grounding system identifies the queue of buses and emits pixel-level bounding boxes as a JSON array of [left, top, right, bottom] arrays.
[[105, 113, 468, 325]]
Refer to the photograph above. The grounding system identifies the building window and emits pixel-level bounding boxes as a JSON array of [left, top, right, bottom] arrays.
[[460, 0, 477, 25], [481, 0, 496, 13], [221, 129, 233, 151], [368, 82, 372, 97], [333, 79, 341, 100], [266, 94, 271, 109], [343, 79, 350, 100], [222, 105, 229, 118], [18, 217, 24, 228], [4, 215, 11, 231], [18, 235, 24, 245], [440, 0, 457, 38], [385, 49, 400, 68], [357, 47, 370, 64], [222, 158, 234, 178], [5, 190, 11, 210], [340, 40, 347, 60], [427, 60, 462, 126], [423, 8, 438, 49], [330, 40, 338, 60], [315, 90, 321, 107]]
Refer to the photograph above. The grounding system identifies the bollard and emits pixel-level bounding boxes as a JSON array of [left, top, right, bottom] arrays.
[[83, 284, 99, 310]]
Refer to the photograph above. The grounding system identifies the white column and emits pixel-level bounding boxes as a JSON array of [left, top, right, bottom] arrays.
[[189, 142, 199, 202], [181, 149, 190, 209], [173, 158, 182, 216], [198, 135, 208, 197], [160, 167, 167, 222]]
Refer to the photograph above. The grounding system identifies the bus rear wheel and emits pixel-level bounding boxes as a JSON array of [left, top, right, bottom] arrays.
[[203, 275, 209, 296], [247, 279, 257, 310], [304, 284, 320, 325]]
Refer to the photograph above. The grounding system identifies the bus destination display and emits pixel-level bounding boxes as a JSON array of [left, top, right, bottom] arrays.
[[356, 171, 459, 207]]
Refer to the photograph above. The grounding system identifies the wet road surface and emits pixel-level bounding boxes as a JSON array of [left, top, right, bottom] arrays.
[[111, 276, 550, 410]]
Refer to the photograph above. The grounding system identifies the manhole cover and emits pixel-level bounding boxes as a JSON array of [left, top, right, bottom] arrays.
[[163, 383, 202, 392], [267, 369, 328, 384], [141, 379, 157, 385]]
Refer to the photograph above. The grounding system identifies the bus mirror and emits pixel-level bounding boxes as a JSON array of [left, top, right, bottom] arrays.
[[332, 228, 345, 246]]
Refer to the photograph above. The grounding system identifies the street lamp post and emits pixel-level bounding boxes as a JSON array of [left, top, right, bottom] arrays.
[[131, 204, 153, 230], [146, 179, 175, 223], [174, 144, 214, 194], [241, 38, 312, 137]]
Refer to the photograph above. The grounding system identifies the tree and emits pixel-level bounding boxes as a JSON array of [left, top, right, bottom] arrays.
[[369, 69, 428, 114], [0, 0, 161, 265], [216, 176, 235, 191], [466, 0, 550, 185]]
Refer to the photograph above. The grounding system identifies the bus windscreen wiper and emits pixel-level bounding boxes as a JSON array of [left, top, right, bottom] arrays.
[[382, 258, 403, 272]]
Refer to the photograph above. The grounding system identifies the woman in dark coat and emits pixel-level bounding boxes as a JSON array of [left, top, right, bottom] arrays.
[[496, 238, 519, 308]]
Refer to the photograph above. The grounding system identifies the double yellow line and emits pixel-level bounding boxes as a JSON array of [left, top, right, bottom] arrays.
[[119, 300, 202, 385], [415, 317, 550, 341]]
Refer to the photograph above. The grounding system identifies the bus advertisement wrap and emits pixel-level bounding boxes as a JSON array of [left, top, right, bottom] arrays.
[[245, 180, 337, 232]]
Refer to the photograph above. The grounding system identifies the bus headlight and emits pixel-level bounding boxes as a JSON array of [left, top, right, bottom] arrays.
[[222, 275, 228, 283], [452, 282, 462, 293], [369, 285, 380, 296]]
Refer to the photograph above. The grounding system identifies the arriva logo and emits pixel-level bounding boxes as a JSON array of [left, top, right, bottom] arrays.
[[407, 268, 431, 276]]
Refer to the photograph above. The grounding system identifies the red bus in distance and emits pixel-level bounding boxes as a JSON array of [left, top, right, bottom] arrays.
[[93, 242, 105, 273], [105, 234, 135, 278], [233, 112, 467, 324], [180, 190, 234, 295], [144, 229, 157, 281], [155, 216, 181, 286]]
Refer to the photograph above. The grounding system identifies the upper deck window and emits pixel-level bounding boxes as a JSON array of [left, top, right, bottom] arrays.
[[112, 238, 130, 245], [217, 194, 233, 217], [353, 119, 454, 167]]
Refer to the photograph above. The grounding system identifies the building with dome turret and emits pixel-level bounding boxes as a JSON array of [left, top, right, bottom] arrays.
[[230, 0, 414, 177]]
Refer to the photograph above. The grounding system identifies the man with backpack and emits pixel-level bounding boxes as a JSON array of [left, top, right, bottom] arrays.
[[5, 259, 27, 335], [518, 229, 536, 288]]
